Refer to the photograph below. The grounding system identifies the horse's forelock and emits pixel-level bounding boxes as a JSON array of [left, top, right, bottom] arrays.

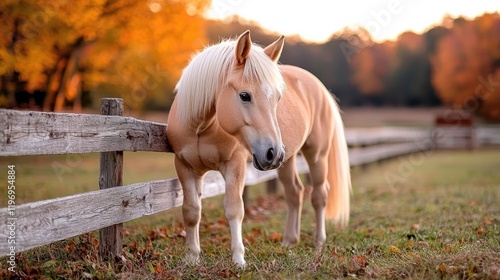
[[243, 48, 286, 98]]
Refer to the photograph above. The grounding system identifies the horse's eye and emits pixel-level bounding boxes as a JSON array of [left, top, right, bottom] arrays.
[[239, 92, 252, 103]]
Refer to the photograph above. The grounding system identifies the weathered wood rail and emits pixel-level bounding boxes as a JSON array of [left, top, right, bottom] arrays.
[[0, 99, 453, 257], [1, 107, 170, 156]]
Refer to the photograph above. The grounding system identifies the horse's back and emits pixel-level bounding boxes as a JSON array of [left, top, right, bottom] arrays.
[[279, 65, 334, 118]]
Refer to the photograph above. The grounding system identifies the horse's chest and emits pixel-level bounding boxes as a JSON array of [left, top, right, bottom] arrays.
[[197, 142, 221, 169]]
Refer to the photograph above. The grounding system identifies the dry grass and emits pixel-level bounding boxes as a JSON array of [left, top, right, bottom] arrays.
[[1, 149, 499, 279]]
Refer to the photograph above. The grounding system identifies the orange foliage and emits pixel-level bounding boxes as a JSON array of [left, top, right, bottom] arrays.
[[0, 0, 210, 111], [430, 13, 500, 119], [351, 42, 395, 95], [349, 13, 500, 116]]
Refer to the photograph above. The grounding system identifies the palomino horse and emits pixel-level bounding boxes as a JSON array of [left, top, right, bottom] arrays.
[[167, 30, 351, 267]]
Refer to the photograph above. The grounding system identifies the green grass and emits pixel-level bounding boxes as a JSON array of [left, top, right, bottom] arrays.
[[1, 149, 499, 279]]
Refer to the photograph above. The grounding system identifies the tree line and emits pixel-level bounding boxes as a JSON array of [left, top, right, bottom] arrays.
[[1, 2, 499, 119], [207, 14, 500, 120]]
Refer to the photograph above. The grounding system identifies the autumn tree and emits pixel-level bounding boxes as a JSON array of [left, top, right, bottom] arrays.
[[0, 0, 209, 111], [386, 32, 440, 106], [429, 13, 500, 119], [350, 41, 395, 105]]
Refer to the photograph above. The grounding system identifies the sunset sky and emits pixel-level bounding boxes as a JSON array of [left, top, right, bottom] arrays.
[[206, 0, 499, 42]]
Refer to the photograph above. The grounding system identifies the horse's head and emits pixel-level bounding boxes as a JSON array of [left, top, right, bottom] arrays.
[[216, 31, 286, 171]]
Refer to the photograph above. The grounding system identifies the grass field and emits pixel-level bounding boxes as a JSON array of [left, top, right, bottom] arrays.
[[1, 149, 499, 279]]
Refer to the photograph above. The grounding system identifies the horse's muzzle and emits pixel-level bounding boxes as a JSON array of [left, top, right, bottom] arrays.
[[252, 144, 285, 171]]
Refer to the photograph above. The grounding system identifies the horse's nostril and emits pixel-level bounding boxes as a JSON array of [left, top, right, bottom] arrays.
[[266, 148, 275, 162]]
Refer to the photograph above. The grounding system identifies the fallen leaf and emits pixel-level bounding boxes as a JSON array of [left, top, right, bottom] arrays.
[[217, 217, 228, 225], [157, 227, 168, 238], [149, 230, 158, 240], [155, 265, 163, 274], [218, 268, 237, 278], [330, 247, 339, 257], [483, 219, 493, 225], [244, 236, 256, 244], [476, 227, 484, 235], [442, 245, 453, 252], [65, 241, 76, 253], [250, 227, 262, 236], [437, 262, 447, 272], [350, 255, 368, 271], [410, 224, 421, 231], [129, 241, 137, 250], [267, 232, 282, 243], [446, 265, 458, 274], [389, 245, 400, 254]]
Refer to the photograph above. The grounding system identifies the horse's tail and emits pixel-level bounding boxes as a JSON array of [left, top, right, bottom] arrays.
[[325, 97, 352, 227]]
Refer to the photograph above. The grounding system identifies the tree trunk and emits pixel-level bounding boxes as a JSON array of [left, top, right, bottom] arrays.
[[3, 20, 21, 108], [54, 52, 81, 112], [43, 58, 68, 111], [44, 37, 85, 112]]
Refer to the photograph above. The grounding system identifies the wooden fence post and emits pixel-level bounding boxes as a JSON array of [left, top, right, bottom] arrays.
[[266, 178, 279, 194], [99, 98, 124, 259]]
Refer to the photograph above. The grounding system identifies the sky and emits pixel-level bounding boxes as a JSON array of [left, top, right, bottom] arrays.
[[205, 0, 499, 43]]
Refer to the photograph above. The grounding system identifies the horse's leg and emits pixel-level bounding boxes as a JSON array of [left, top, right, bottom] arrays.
[[303, 150, 329, 246], [278, 155, 305, 247], [175, 156, 204, 264], [220, 159, 246, 267]]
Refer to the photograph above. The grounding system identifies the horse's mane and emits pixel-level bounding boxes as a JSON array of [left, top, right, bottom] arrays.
[[174, 39, 285, 124]]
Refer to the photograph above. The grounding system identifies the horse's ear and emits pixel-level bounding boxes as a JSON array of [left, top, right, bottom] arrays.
[[235, 30, 252, 65], [264, 35, 285, 63]]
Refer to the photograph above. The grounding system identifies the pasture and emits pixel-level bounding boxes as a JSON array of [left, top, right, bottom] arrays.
[[1, 148, 499, 279]]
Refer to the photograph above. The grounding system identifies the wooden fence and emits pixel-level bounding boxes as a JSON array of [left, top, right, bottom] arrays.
[[0, 99, 440, 257]]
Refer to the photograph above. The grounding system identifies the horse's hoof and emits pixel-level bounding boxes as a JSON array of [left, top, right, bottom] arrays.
[[314, 239, 325, 248], [233, 255, 246, 269], [282, 238, 299, 248], [184, 253, 201, 266]]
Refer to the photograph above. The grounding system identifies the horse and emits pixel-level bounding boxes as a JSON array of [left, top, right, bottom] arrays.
[[167, 30, 351, 267]]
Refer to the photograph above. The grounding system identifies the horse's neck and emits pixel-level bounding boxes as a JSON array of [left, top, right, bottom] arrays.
[[194, 112, 239, 147], [194, 115, 215, 135], [195, 114, 227, 140]]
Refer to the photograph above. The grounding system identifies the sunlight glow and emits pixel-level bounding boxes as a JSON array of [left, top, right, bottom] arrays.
[[148, 0, 163, 13], [206, 0, 499, 42]]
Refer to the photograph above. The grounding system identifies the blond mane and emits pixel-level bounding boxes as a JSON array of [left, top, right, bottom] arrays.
[[174, 39, 286, 124]]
